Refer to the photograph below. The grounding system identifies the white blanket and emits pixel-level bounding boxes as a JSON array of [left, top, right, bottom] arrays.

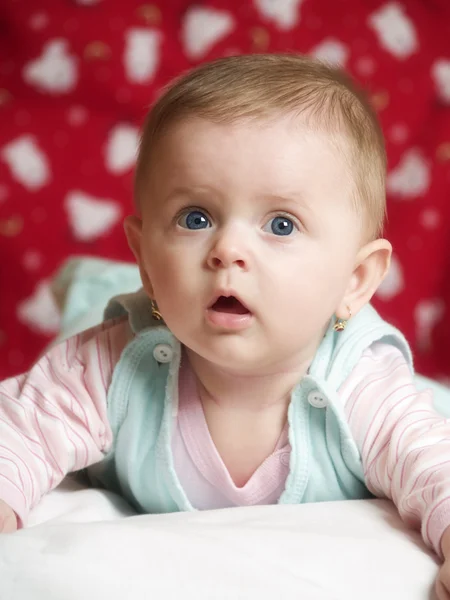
[[0, 479, 438, 599]]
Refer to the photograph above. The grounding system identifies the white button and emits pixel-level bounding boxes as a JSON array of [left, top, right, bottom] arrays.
[[307, 390, 328, 408], [153, 343, 173, 364]]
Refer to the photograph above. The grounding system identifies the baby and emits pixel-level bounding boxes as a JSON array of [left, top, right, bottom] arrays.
[[1, 53, 450, 597]]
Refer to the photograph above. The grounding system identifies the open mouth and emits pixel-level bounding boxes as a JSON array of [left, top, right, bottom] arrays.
[[210, 295, 250, 315]]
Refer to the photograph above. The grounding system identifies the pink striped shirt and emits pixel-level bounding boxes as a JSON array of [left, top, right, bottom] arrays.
[[1, 316, 450, 556]]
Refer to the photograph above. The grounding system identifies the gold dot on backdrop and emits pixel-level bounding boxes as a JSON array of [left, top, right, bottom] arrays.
[[250, 27, 270, 51], [0, 89, 12, 106], [437, 142, 450, 163], [84, 41, 112, 61], [0, 216, 24, 237], [137, 4, 162, 25], [371, 90, 390, 112]]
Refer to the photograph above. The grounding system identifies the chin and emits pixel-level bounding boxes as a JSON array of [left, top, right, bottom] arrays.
[[203, 341, 267, 373]]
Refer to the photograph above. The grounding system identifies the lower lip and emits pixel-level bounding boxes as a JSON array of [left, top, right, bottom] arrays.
[[206, 309, 253, 330]]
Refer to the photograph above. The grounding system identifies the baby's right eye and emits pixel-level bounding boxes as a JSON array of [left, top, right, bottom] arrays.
[[177, 210, 211, 230]]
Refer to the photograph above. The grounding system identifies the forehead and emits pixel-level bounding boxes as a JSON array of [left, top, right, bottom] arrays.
[[151, 116, 354, 196]]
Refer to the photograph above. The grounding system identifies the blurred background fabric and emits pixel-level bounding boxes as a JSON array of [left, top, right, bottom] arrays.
[[0, 0, 449, 381]]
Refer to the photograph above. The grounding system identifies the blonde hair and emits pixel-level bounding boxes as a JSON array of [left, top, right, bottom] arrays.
[[135, 53, 386, 241]]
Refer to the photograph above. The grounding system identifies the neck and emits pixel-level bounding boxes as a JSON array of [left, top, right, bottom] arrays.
[[185, 350, 312, 413]]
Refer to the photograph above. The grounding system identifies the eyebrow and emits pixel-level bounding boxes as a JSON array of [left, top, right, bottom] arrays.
[[263, 193, 315, 214], [163, 186, 217, 204], [163, 187, 315, 216]]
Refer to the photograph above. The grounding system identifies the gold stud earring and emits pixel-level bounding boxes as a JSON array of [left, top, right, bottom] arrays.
[[151, 299, 163, 321], [333, 306, 352, 332]]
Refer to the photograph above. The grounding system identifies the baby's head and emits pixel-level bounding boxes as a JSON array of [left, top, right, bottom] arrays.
[[135, 53, 386, 243], [126, 54, 392, 374]]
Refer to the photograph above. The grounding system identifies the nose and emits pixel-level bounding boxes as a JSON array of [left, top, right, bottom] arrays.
[[206, 226, 249, 271]]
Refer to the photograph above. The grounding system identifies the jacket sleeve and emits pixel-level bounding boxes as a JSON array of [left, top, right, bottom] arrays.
[[0, 317, 132, 526], [339, 341, 450, 557]]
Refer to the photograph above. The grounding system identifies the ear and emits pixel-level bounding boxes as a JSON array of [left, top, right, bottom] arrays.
[[123, 215, 154, 298], [336, 238, 392, 320]]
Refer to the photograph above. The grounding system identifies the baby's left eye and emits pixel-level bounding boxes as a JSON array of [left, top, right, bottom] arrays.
[[263, 216, 296, 236]]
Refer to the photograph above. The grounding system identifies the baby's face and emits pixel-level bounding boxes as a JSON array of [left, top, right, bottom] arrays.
[[134, 116, 364, 374]]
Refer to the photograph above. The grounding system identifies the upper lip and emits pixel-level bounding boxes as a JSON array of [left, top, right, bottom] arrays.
[[207, 289, 251, 312]]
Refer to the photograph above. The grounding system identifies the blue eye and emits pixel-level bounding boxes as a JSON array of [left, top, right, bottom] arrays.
[[265, 216, 295, 236], [178, 210, 211, 230]]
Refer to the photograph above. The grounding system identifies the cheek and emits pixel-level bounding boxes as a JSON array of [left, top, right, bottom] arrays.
[[139, 246, 170, 297], [144, 246, 197, 302], [262, 248, 346, 311], [146, 231, 210, 280]]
